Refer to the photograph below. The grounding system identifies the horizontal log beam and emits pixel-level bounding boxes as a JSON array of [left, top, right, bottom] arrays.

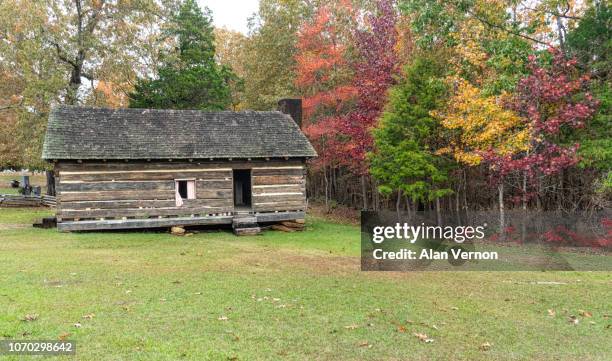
[[251, 168, 304, 176], [60, 171, 231, 182], [58, 181, 174, 192], [252, 184, 305, 193], [61, 199, 177, 209], [58, 215, 234, 231], [58, 206, 233, 219], [252, 176, 304, 185], [255, 211, 305, 223], [60, 190, 175, 202], [57, 160, 304, 172]]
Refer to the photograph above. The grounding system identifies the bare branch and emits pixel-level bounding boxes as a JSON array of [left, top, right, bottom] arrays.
[[47, 38, 78, 68], [467, 9, 550, 46], [520, 4, 582, 21]]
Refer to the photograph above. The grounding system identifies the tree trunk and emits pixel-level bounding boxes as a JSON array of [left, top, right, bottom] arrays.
[[323, 165, 329, 212], [361, 174, 368, 210], [396, 189, 402, 221], [405, 196, 412, 221], [521, 171, 527, 243], [498, 182, 505, 241], [462, 170, 468, 211], [435, 197, 442, 226]]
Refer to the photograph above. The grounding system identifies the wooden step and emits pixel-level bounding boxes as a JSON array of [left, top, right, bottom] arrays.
[[234, 227, 261, 236], [232, 216, 257, 228]]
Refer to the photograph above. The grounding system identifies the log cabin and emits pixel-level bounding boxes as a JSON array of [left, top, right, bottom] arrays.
[[42, 99, 317, 232]]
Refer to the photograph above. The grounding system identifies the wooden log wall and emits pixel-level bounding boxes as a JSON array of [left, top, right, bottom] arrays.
[[56, 161, 233, 221], [252, 166, 306, 212], [54, 160, 307, 222]]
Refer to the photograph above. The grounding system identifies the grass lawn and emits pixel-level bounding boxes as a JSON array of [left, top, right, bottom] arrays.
[[0, 207, 610, 360]]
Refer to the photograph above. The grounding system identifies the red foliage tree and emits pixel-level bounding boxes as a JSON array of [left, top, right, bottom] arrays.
[[339, 0, 400, 175], [510, 48, 598, 181], [295, 3, 356, 171], [482, 48, 599, 186]]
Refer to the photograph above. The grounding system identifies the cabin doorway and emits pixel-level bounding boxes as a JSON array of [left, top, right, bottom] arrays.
[[233, 169, 252, 209]]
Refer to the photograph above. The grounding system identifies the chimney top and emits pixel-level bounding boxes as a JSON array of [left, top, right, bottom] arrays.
[[277, 98, 302, 128]]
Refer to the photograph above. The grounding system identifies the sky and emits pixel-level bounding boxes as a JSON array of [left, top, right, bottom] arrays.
[[198, 0, 260, 34]]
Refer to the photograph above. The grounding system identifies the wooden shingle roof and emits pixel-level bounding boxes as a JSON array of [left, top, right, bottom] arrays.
[[42, 106, 317, 160]]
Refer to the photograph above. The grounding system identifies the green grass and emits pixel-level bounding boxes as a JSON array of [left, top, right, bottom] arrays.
[[0, 208, 610, 360]]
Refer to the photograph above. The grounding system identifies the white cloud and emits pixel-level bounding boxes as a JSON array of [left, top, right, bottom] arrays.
[[198, 0, 260, 34]]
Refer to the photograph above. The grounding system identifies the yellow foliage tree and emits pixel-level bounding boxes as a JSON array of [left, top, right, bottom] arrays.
[[433, 77, 529, 166]]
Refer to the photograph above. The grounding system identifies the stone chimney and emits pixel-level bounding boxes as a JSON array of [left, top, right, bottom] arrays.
[[277, 98, 302, 128]]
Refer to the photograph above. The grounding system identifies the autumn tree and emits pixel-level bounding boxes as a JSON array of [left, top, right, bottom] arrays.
[[294, 2, 357, 208], [341, 0, 400, 209], [508, 48, 599, 209], [295, 3, 356, 122], [0, 0, 163, 168], [434, 77, 529, 233], [214, 27, 248, 109], [242, 0, 311, 110]]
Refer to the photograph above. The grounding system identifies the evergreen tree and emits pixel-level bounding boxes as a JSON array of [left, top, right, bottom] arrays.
[[129, 0, 237, 110], [370, 56, 452, 206]]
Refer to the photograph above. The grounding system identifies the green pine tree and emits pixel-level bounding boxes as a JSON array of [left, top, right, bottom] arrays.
[[369, 55, 452, 205], [129, 0, 238, 110]]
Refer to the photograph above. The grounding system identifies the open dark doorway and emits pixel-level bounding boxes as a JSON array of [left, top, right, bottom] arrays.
[[233, 169, 252, 208]]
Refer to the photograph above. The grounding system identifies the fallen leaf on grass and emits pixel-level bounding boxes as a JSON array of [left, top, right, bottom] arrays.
[[226, 331, 240, 341], [579, 310, 592, 318], [548, 309, 556, 317], [568, 316, 579, 325], [194, 292, 202, 295], [357, 340, 372, 348], [21, 314, 38, 322], [73, 322, 81, 328], [413, 333, 434, 343], [82, 313, 95, 320], [58, 332, 70, 341], [480, 342, 492, 351], [450, 307, 459, 311], [344, 324, 359, 330], [397, 325, 407, 333], [218, 316, 228, 321]]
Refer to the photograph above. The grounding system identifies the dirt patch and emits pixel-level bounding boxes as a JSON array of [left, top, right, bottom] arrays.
[[0, 224, 29, 230], [308, 202, 359, 225], [221, 245, 417, 282]]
